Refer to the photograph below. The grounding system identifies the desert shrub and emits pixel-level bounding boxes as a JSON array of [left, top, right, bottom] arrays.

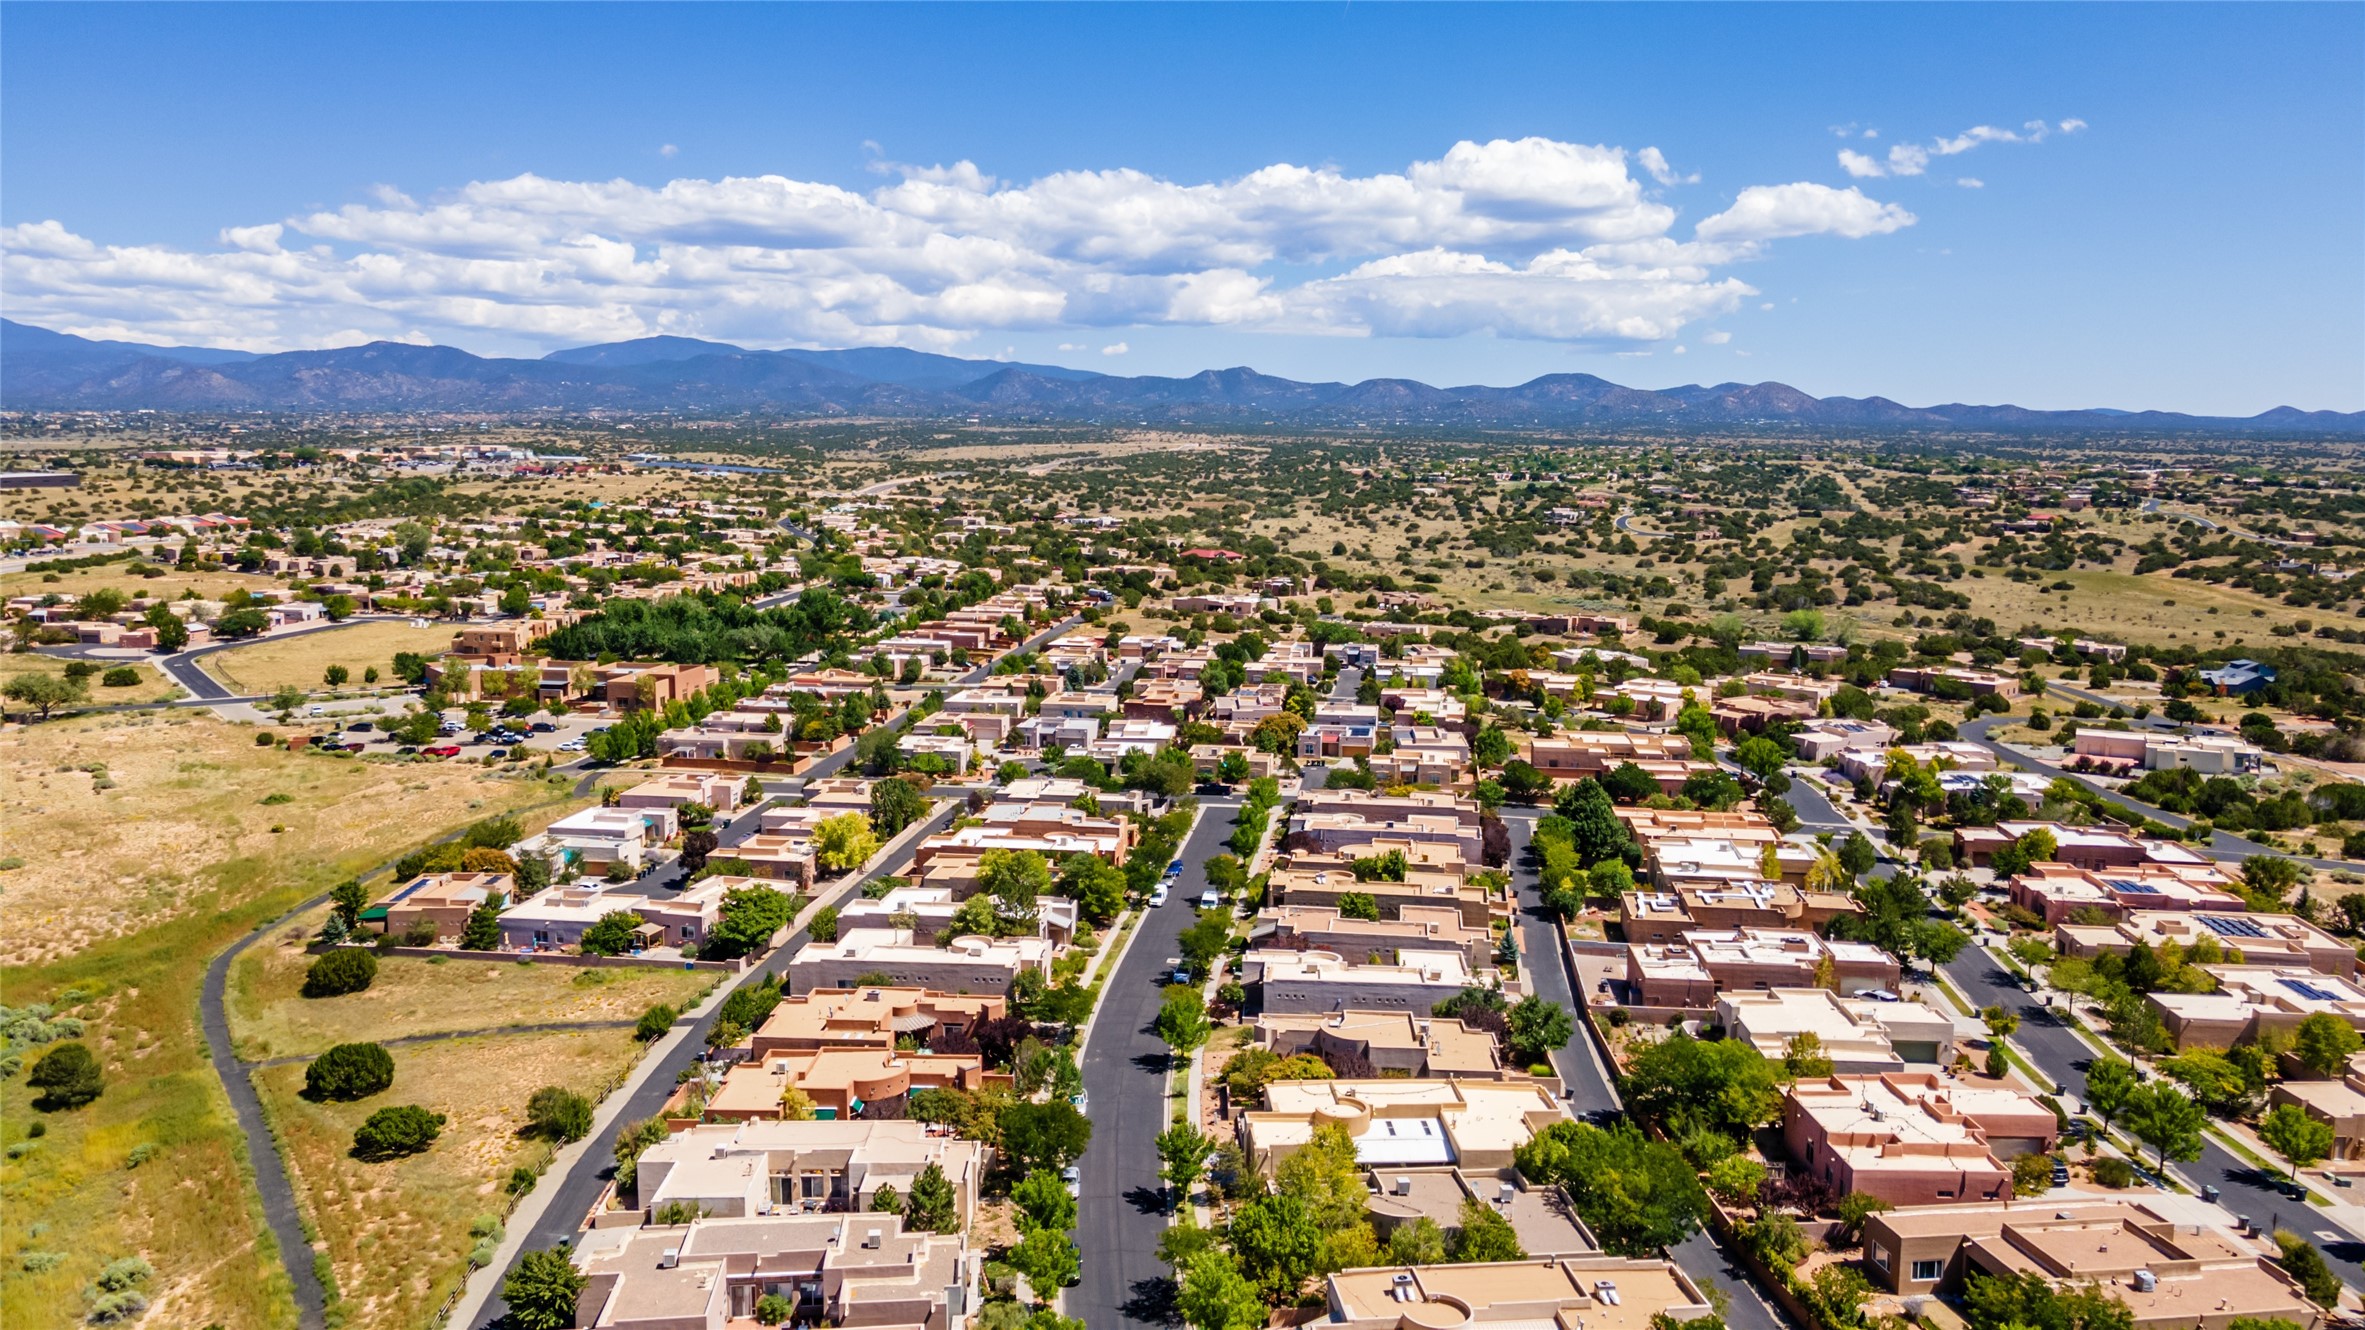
[[303, 948, 378, 997]]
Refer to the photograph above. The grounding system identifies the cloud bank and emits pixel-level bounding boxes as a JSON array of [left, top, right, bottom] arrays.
[[2, 137, 1915, 355]]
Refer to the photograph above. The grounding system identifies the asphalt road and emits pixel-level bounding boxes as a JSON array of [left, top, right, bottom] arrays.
[[1941, 944, 2365, 1292], [1500, 808, 1794, 1330], [1071, 797, 1240, 1328], [472, 798, 962, 1328]]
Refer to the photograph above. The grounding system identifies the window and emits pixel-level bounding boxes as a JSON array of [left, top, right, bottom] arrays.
[[1868, 1245, 1891, 1272], [1911, 1260, 1942, 1283]]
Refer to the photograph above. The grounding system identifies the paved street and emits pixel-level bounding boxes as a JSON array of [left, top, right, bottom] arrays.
[[1941, 944, 2365, 1291], [1499, 808, 1794, 1330], [468, 799, 963, 1328], [1070, 797, 1239, 1328]]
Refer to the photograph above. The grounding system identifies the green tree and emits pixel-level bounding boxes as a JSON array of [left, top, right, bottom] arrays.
[[1514, 1121, 1707, 1256], [579, 910, 644, 956], [2273, 1232, 2343, 1310], [1451, 1196, 1527, 1262], [1961, 1270, 2136, 1330], [1008, 1227, 1079, 1298], [635, 1003, 677, 1042], [352, 1104, 445, 1160], [1275, 1122, 1367, 1229], [503, 1247, 589, 1330], [460, 892, 506, 950], [905, 1160, 960, 1233], [26, 1041, 104, 1109], [1156, 1120, 1215, 1199], [980, 848, 1053, 915], [999, 1101, 1093, 1174], [813, 810, 882, 872], [1156, 989, 1213, 1059], [143, 603, 189, 650], [1783, 1032, 1837, 1079], [869, 775, 930, 836], [1388, 1217, 1450, 1265], [1177, 1250, 1266, 1330], [1552, 778, 1634, 866], [329, 877, 371, 932], [3, 672, 88, 720], [1336, 891, 1380, 921], [1620, 1031, 1783, 1142], [527, 1086, 595, 1143], [304, 1042, 395, 1101], [2260, 1103, 2335, 1179], [1059, 853, 1127, 925], [304, 947, 378, 997], [1013, 1167, 1078, 1233], [2084, 1056, 2139, 1132], [1706, 1154, 1767, 1207], [1506, 996, 1574, 1066], [1228, 1190, 1323, 1299], [2295, 1012, 2362, 1077], [707, 885, 794, 958], [2123, 1082, 2207, 1172]]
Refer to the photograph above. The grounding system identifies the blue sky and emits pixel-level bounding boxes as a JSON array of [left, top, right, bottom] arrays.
[[4, 3, 2359, 414]]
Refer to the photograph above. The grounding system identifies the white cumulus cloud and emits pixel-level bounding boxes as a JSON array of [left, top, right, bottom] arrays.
[[2, 135, 1917, 355]]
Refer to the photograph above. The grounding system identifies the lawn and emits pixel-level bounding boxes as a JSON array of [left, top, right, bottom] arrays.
[[255, 1027, 649, 1330], [0, 711, 580, 1330], [228, 938, 718, 1062], [201, 619, 453, 695], [0, 652, 183, 705]]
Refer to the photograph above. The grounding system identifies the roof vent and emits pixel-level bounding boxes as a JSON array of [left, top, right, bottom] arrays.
[[1595, 1281, 1621, 1306]]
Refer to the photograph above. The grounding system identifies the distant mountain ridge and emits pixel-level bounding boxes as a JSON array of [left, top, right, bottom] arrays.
[[3, 319, 2356, 435]]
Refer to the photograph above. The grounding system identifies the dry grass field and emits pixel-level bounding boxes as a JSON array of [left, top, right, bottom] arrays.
[[0, 711, 578, 1330], [0, 560, 287, 606], [228, 940, 718, 1062], [0, 652, 183, 705], [255, 1027, 648, 1330], [201, 619, 454, 694]]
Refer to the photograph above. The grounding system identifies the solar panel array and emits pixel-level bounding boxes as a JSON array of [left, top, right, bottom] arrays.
[[2105, 879, 2161, 894], [2282, 978, 2343, 1003], [2199, 915, 2268, 939]]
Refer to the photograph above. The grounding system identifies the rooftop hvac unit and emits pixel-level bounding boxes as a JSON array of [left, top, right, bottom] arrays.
[[1394, 1176, 1412, 1196], [864, 1229, 883, 1250], [2132, 1270, 2157, 1293], [660, 1248, 680, 1270], [1499, 1182, 1517, 1205]]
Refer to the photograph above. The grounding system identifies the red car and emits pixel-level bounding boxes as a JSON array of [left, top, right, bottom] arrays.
[[423, 744, 463, 758]]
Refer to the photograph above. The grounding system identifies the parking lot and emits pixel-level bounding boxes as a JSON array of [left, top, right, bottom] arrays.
[[291, 705, 613, 762]]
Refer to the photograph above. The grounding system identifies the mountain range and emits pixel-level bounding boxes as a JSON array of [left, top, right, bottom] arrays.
[[4, 318, 2357, 435]]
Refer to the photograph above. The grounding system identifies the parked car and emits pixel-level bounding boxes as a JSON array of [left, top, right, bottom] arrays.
[[1165, 957, 1190, 985], [529, 721, 558, 733], [1198, 890, 1220, 911], [1060, 1164, 1080, 1197], [558, 739, 587, 752], [487, 748, 509, 759], [1147, 884, 1170, 907], [346, 720, 373, 732], [423, 744, 462, 758]]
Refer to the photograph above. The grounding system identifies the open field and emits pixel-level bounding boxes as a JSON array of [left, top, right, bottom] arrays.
[[202, 619, 454, 694], [0, 559, 289, 606], [0, 652, 183, 705], [0, 712, 583, 1330], [0, 710, 562, 968], [1952, 565, 2325, 645], [255, 1027, 647, 1330], [228, 938, 719, 1062]]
